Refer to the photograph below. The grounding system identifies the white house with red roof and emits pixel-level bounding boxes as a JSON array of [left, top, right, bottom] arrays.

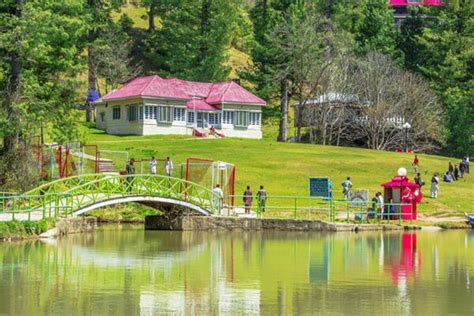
[[93, 76, 266, 139]]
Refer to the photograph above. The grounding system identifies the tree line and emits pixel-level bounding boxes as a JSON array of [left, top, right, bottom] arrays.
[[0, 0, 472, 189]]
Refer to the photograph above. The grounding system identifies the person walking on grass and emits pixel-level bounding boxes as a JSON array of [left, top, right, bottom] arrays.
[[243, 186, 253, 215], [459, 160, 466, 178], [413, 155, 420, 173], [466, 156, 470, 174], [257, 185, 267, 214], [454, 164, 459, 181], [150, 156, 157, 175], [165, 157, 173, 176], [448, 162, 454, 179], [341, 177, 353, 200], [414, 173, 424, 189], [431, 173, 439, 198]]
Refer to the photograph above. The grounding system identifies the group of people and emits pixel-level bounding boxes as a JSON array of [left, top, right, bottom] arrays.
[[125, 156, 174, 177], [211, 184, 267, 214], [428, 156, 469, 199], [443, 157, 470, 183], [242, 185, 268, 214]]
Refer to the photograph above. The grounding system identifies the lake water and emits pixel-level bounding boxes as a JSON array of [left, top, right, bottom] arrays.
[[0, 225, 473, 315]]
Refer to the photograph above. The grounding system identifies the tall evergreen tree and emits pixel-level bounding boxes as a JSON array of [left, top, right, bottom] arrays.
[[353, 0, 398, 57], [407, 1, 474, 156], [145, 0, 238, 82], [0, 0, 85, 188], [247, 0, 305, 142]]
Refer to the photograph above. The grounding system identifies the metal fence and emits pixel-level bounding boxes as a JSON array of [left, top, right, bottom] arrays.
[[227, 195, 333, 220]]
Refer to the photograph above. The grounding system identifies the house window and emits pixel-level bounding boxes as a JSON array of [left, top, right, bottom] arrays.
[[144, 105, 158, 120], [223, 111, 233, 124], [145, 106, 150, 119], [127, 104, 142, 121], [158, 106, 172, 123], [100, 111, 105, 122], [174, 108, 186, 121], [187, 111, 195, 124], [209, 113, 221, 125], [249, 112, 261, 126], [234, 112, 249, 127], [112, 107, 121, 120]]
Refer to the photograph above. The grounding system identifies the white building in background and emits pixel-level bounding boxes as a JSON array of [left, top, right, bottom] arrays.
[[94, 76, 266, 139]]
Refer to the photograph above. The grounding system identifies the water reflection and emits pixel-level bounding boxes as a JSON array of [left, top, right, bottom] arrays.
[[0, 226, 472, 315]]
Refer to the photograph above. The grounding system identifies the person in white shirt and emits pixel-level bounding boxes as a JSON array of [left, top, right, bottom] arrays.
[[149, 156, 157, 175], [341, 177, 353, 200], [431, 173, 439, 198], [377, 192, 384, 218], [164, 157, 173, 176], [212, 184, 224, 211]]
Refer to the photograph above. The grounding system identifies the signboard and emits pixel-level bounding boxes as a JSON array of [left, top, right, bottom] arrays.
[[309, 177, 332, 199], [349, 190, 369, 206]]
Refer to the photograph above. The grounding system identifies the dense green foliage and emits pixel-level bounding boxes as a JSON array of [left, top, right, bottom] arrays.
[[399, 2, 473, 156], [0, 0, 472, 191], [0, 219, 55, 239]]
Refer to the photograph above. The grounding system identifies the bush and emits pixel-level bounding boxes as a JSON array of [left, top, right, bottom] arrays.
[[0, 219, 55, 239]]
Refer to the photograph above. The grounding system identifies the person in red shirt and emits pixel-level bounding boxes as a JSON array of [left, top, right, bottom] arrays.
[[412, 155, 420, 173]]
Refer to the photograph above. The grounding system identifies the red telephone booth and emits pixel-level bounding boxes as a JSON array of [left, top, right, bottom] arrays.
[[382, 175, 423, 220]]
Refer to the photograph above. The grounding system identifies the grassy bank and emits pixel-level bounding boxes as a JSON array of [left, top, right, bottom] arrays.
[[82, 125, 472, 217], [0, 219, 56, 241], [87, 203, 160, 222]]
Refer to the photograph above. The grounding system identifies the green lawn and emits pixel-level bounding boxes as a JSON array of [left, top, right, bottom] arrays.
[[81, 124, 473, 216]]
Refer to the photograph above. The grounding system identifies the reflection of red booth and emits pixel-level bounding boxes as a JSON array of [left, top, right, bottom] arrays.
[[382, 176, 423, 220], [387, 232, 421, 284]]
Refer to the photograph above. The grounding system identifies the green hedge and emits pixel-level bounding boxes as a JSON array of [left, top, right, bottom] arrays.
[[0, 219, 56, 239]]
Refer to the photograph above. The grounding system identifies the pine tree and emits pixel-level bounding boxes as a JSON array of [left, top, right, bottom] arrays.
[[409, 1, 474, 156], [353, 0, 398, 57], [0, 0, 85, 188], [145, 0, 238, 82], [247, 0, 305, 142]]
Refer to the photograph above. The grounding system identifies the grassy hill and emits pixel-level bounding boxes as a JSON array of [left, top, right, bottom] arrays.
[[82, 125, 472, 216]]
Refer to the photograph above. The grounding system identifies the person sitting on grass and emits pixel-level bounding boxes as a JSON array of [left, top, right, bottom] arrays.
[[443, 172, 453, 183]]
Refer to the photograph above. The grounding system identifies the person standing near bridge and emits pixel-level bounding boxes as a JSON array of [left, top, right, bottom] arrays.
[[126, 158, 136, 191], [149, 156, 157, 174], [257, 185, 267, 214], [212, 184, 224, 211], [165, 157, 173, 176], [243, 186, 253, 215]]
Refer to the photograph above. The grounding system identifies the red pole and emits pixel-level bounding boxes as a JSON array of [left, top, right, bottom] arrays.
[[58, 145, 63, 178], [231, 167, 236, 207]]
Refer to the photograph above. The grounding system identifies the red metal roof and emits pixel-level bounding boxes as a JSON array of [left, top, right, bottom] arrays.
[[389, 0, 443, 5], [381, 176, 418, 188], [99, 75, 266, 106], [186, 99, 220, 112]]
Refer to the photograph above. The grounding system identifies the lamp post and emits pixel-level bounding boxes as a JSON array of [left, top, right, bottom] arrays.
[[402, 122, 411, 152]]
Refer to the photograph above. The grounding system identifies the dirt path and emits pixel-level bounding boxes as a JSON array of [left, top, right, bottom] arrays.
[[417, 215, 466, 223]]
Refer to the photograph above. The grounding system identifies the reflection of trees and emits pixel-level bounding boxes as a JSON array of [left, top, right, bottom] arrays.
[[0, 229, 473, 315]]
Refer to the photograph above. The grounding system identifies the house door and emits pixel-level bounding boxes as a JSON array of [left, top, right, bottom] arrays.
[[197, 112, 208, 128]]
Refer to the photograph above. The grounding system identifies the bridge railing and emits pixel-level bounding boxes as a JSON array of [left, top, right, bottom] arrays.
[[331, 200, 414, 224], [227, 195, 332, 220], [0, 174, 220, 220]]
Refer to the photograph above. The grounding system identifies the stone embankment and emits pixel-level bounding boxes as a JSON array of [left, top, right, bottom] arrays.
[[145, 215, 412, 232], [39, 217, 97, 238]]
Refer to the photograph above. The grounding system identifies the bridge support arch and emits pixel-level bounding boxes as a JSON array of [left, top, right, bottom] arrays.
[[71, 196, 212, 217]]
